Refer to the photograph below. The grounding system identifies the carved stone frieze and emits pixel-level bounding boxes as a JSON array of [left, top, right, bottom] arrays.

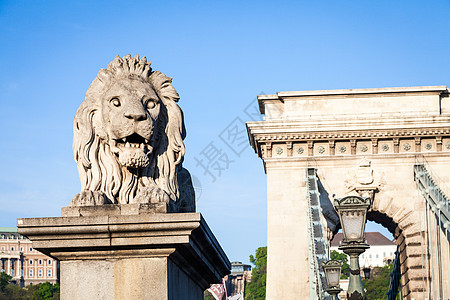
[[252, 130, 449, 159], [344, 159, 386, 199]]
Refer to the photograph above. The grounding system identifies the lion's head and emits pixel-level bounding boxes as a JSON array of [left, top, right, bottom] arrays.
[[72, 54, 191, 210]]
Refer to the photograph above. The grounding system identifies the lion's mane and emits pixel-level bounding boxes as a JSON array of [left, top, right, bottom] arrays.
[[72, 54, 190, 209]]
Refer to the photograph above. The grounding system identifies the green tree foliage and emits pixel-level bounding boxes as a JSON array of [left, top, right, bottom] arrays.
[[0, 280, 59, 300], [330, 250, 350, 278], [362, 265, 398, 300], [0, 273, 11, 292], [244, 246, 267, 300], [204, 289, 216, 300], [34, 282, 60, 300]]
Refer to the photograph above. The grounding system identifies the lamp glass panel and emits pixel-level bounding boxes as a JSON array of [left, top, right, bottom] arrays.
[[341, 210, 364, 241], [327, 268, 340, 287]]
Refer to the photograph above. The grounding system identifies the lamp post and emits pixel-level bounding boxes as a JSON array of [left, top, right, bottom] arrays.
[[322, 260, 343, 300], [334, 196, 371, 300]]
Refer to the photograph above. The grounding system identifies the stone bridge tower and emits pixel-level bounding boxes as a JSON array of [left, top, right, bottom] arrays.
[[247, 86, 450, 299]]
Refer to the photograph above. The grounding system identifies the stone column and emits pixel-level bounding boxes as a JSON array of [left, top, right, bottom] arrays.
[[10, 258, 16, 277], [18, 209, 229, 300], [19, 256, 24, 287], [1, 258, 6, 272], [265, 162, 310, 299]]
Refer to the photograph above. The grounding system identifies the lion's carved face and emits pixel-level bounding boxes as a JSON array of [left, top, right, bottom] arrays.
[[71, 55, 194, 212], [95, 77, 161, 169]]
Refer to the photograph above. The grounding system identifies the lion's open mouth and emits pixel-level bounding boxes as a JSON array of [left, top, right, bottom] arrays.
[[114, 133, 149, 150], [110, 133, 152, 168]]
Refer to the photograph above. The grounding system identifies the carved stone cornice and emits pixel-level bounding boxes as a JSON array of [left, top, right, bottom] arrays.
[[247, 124, 450, 159], [251, 127, 450, 143], [247, 86, 450, 160]]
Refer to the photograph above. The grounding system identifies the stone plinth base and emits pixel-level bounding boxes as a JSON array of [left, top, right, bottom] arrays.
[[17, 212, 230, 300]]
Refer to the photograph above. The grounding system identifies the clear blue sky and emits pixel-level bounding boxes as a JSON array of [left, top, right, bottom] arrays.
[[1, 0, 449, 264]]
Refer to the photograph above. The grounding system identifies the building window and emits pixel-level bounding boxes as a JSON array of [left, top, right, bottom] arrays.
[[29, 269, 33, 277], [47, 269, 52, 277], [10, 247, 14, 251], [369, 255, 372, 258], [1, 247, 4, 251], [29, 247, 33, 252], [376, 254, 379, 258], [29, 259, 33, 265], [38, 269, 43, 277], [38, 259, 42, 265], [48, 260, 52, 265], [20, 247, 24, 252]]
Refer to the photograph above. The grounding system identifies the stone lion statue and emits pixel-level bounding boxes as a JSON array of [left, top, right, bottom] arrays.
[[71, 54, 195, 212]]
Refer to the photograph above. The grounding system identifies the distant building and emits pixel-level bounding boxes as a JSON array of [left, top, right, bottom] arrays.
[[331, 232, 396, 267], [225, 261, 252, 296], [0, 227, 59, 286]]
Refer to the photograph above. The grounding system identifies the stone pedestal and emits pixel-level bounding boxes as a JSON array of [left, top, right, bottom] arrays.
[[17, 210, 230, 300]]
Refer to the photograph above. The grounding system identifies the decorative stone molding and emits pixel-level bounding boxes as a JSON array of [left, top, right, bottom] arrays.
[[265, 142, 272, 158], [350, 139, 357, 155], [414, 137, 421, 152], [307, 141, 314, 156], [252, 129, 450, 159], [371, 139, 378, 154], [344, 159, 386, 200], [328, 140, 336, 155], [251, 127, 450, 143], [436, 136, 442, 151], [286, 142, 293, 156], [393, 138, 400, 153], [249, 123, 450, 160]]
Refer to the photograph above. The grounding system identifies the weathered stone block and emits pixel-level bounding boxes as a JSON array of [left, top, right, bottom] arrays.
[[18, 213, 230, 300]]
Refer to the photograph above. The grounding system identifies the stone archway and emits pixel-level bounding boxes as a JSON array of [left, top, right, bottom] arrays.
[[312, 156, 432, 299], [247, 86, 450, 299]]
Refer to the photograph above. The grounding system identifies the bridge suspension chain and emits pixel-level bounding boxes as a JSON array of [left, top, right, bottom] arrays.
[[414, 163, 450, 299], [306, 168, 330, 299]]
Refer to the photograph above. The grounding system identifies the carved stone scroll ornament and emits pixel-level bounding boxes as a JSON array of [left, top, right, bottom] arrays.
[[344, 158, 386, 200], [70, 54, 195, 212]]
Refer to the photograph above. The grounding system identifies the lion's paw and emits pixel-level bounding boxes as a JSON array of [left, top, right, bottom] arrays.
[[70, 190, 112, 206], [135, 186, 170, 204]]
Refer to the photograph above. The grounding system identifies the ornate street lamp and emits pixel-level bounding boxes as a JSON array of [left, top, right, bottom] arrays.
[[322, 260, 343, 300], [334, 196, 371, 300], [362, 267, 371, 279]]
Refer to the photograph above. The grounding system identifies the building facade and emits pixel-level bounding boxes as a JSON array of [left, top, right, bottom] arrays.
[[0, 227, 58, 286], [225, 261, 252, 297], [331, 232, 397, 268]]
